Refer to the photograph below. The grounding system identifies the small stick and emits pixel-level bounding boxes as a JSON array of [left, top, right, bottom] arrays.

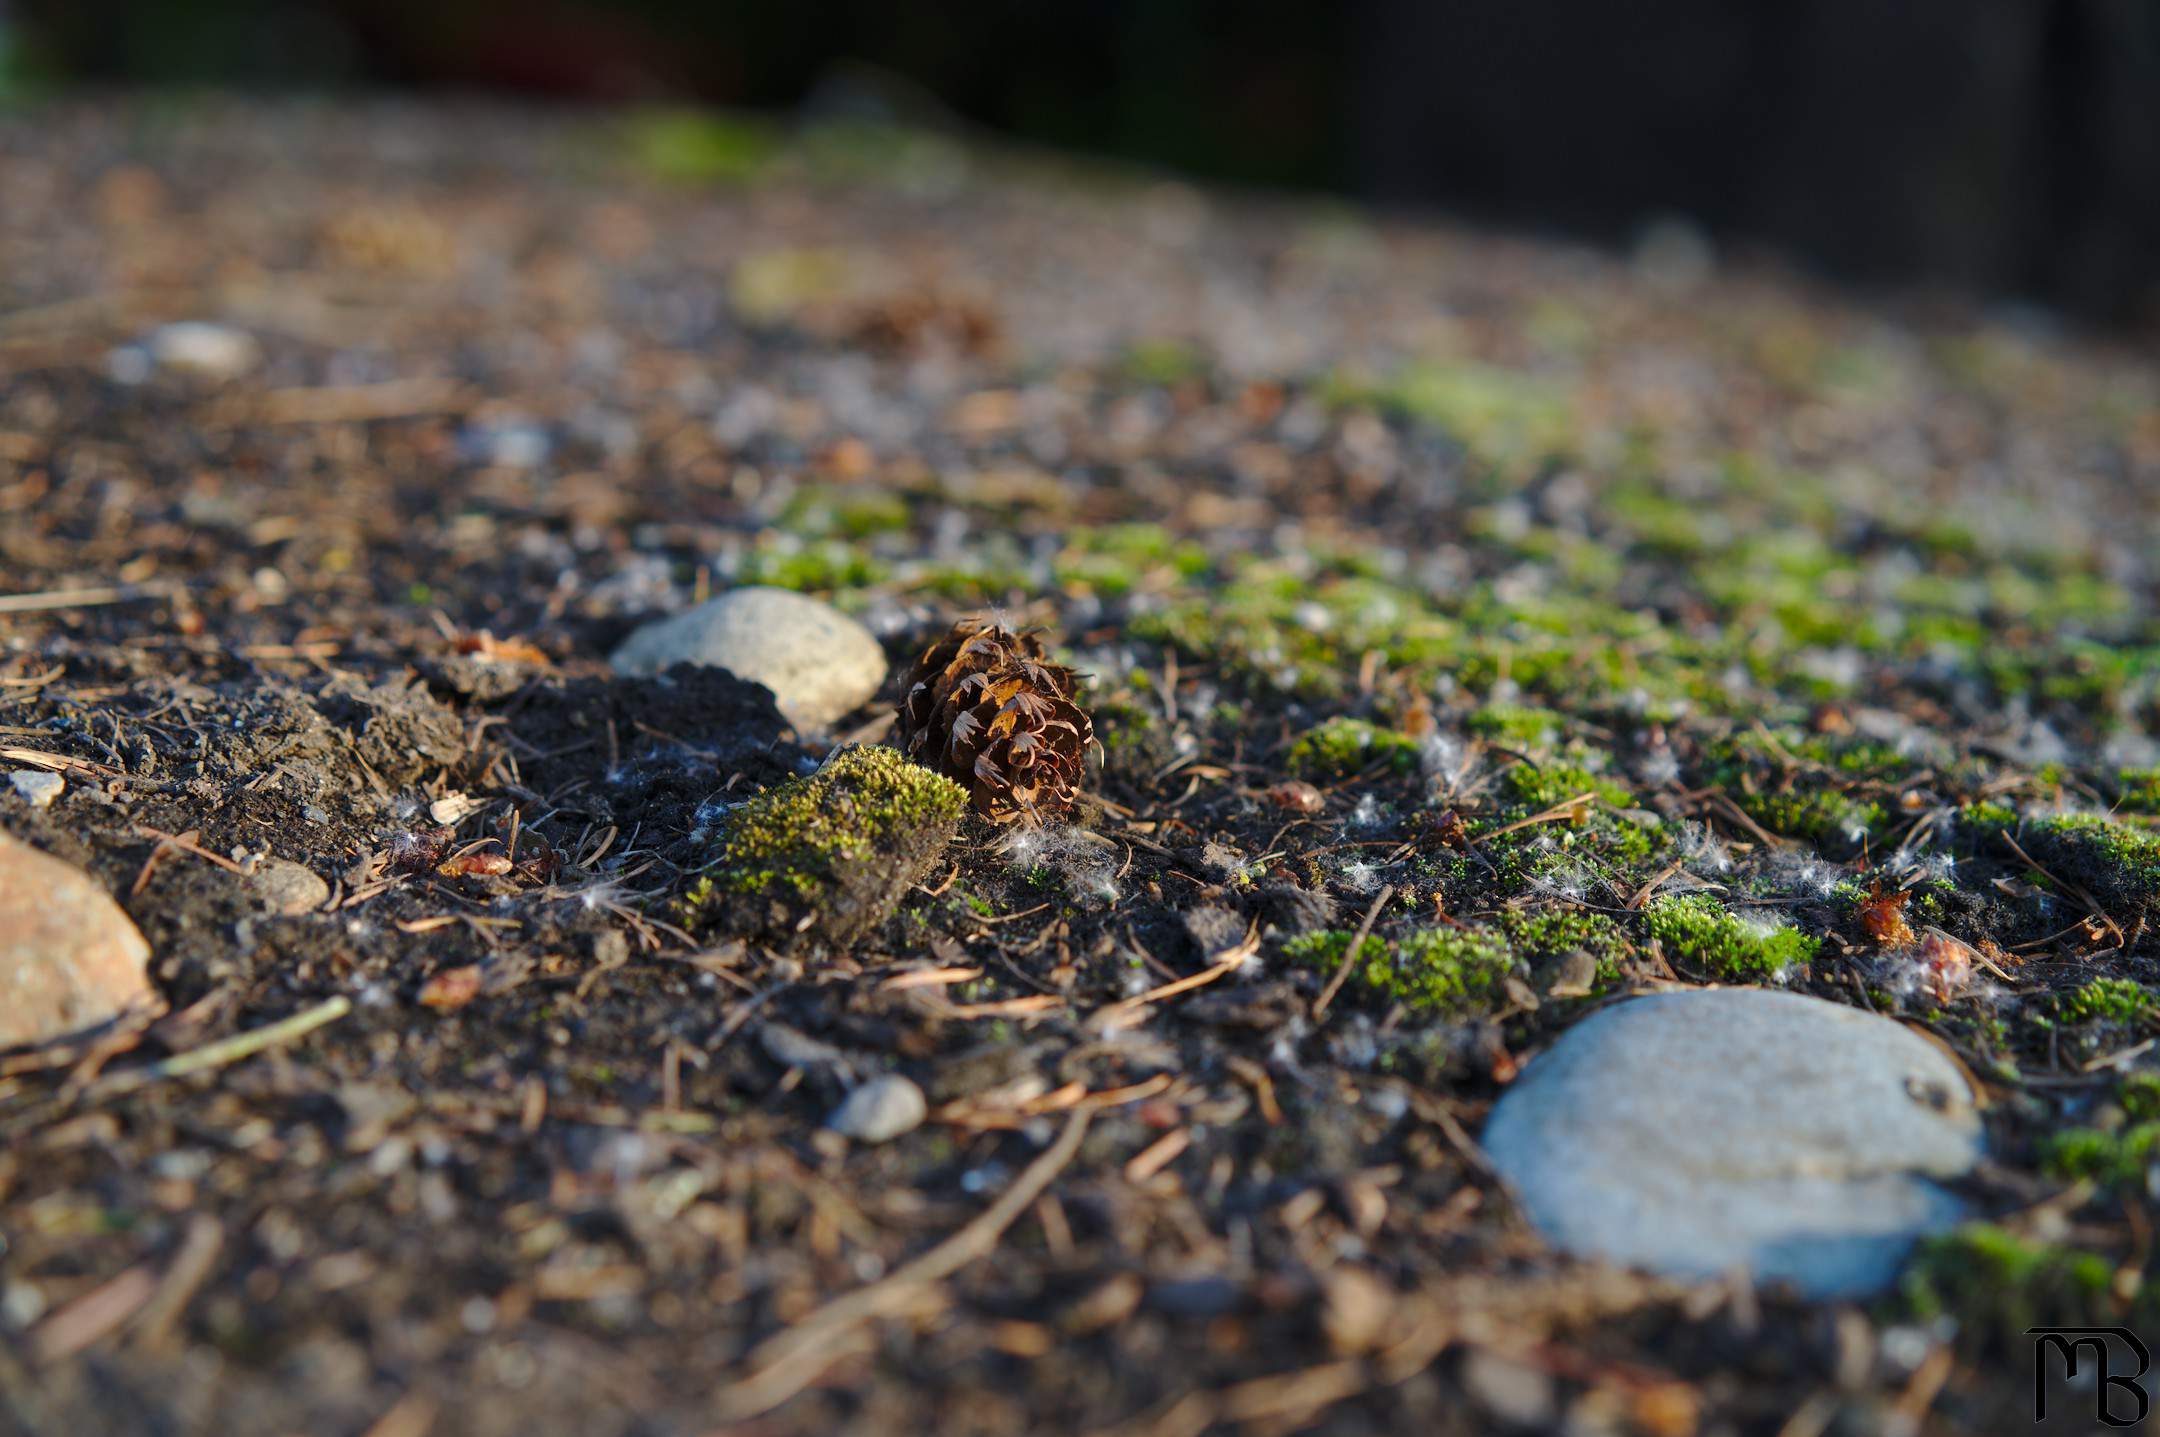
[[129, 1214, 224, 1352], [92, 996, 351, 1097], [714, 1110, 1092, 1420], [1999, 830, 2123, 946], [1627, 857, 1687, 911], [1095, 934, 1257, 1027], [0, 746, 120, 777], [1469, 794, 1599, 847], [0, 584, 171, 615], [1313, 883, 1395, 1022]]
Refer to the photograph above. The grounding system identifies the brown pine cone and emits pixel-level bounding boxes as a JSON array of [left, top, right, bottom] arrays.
[[896, 618, 1096, 824]]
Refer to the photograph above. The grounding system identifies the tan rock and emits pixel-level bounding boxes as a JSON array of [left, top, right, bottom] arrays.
[[0, 831, 161, 1049]]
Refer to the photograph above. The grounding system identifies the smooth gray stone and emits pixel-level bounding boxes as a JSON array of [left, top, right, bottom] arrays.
[[1483, 987, 1982, 1299], [828, 1074, 928, 1144], [609, 586, 885, 731]]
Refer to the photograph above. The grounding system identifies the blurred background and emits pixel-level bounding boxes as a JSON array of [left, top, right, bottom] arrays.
[[5, 0, 2158, 328]]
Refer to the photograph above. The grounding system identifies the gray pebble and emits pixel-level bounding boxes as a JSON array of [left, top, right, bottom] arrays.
[[139, 321, 263, 381], [609, 586, 886, 731], [1482, 987, 1982, 1298], [827, 1073, 927, 1144], [8, 770, 64, 809]]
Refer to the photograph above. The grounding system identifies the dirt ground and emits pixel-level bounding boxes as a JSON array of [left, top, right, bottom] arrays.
[[2, 98, 2158, 1436]]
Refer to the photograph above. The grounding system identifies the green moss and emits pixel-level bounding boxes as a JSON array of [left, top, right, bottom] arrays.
[[1503, 761, 1631, 811], [1467, 704, 1563, 750], [1498, 908, 1629, 985], [2058, 977, 2156, 1026], [627, 109, 781, 183], [1285, 717, 1421, 780], [1701, 731, 1898, 846], [2014, 813, 2160, 914], [1322, 361, 1576, 472], [1121, 339, 1206, 386], [1957, 799, 2020, 833], [1606, 480, 1718, 559], [2043, 1123, 2160, 1189], [1901, 1225, 2122, 1332], [778, 486, 911, 539], [1053, 523, 1212, 597], [1737, 787, 1885, 846], [2113, 767, 2160, 815], [2124, 1072, 2160, 1123], [1641, 893, 1817, 981], [1285, 925, 1516, 1015], [682, 747, 967, 941], [736, 537, 888, 592]]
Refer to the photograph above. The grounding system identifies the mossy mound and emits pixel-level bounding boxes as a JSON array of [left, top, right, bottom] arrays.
[[1641, 893, 1818, 982], [1958, 804, 2160, 918], [683, 745, 968, 950]]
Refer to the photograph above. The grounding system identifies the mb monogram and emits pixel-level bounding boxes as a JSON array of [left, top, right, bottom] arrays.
[[2026, 1327, 2151, 1427]]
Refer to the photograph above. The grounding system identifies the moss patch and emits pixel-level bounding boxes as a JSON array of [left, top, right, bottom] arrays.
[[1499, 908, 1629, 986], [2058, 977, 2157, 1026], [1285, 717, 1421, 780], [2044, 1122, 2160, 1190], [2112, 767, 2160, 815], [2018, 813, 2160, 915], [682, 745, 968, 950], [1901, 1225, 2129, 1334], [1285, 925, 1516, 1015], [1502, 760, 1630, 811], [1641, 893, 1817, 981]]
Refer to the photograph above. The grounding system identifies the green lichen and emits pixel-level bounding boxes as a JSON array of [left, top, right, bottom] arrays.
[[1285, 717, 1421, 780], [1285, 925, 1516, 1015], [1641, 893, 1817, 981]]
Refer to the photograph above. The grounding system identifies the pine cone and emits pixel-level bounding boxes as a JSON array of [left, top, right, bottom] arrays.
[[896, 619, 1096, 824]]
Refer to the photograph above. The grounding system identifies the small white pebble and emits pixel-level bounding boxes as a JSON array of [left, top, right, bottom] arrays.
[[8, 770, 62, 809], [828, 1073, 927, 1144]]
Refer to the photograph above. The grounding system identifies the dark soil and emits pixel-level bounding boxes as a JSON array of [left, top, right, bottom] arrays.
[[2, 98, 2157, 1436]]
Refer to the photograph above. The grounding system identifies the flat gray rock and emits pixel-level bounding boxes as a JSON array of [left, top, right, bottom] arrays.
[[609, 586, 885, 731], [0, 831, 162, 1049], [1483, 988, 1982, 1299]]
